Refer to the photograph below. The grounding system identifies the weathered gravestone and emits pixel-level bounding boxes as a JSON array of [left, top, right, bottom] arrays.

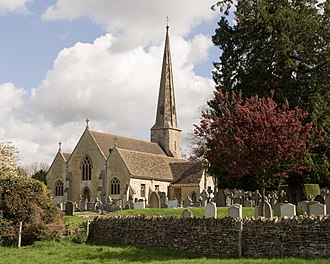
[[325, 196, 330, 215], [298, 201, 309, 215], [205, 202, 217, 219], [314, 195, 325, 204], [233, 197, 242, 205], [228, 204, 242, 218], [273, 203, 283, 217], [255, 201, 273, 218], [159, 192, 168, 208], [183, 196, 193, 208], [134, 201, 145, 209], [149, 191, 161, 208], [65, 201, 74, 216], [182, 209, 193, 218], [168, 199, 178, 208], [309, 201, 326, 216], [200, 190, 208, 207], [280, 203, 296, 217], [245, 200, 254, 208], [215, 189, 226, 207]]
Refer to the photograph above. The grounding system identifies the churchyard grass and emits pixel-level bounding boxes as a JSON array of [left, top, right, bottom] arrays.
[[107, 207, 255, 218], [0, 240, 329, 264]]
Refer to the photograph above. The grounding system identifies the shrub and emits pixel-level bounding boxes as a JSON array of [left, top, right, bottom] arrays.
[[0, 175, 65, 246]]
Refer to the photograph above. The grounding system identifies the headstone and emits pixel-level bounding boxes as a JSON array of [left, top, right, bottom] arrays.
[[168, 199, 178, 208], [215, 189, 226, 207], [149, 191, 161, 208], [95, 197, 103, 211], [273, 203, 283, 217], [325, 196, 330, 215], [245, 200, 254, 208], [309, 201, 326, 216], [228, 204, 242, 218], [195, 200, 201, 207], [159, 192, 168, 207], [255, 201, 272, 218], [183, 196, 193, 207], [280, 203, 296, 217], [134, 201, 145, 209], [314, 195, 325, 204], [298, 201, 309, 215], [233, 197, 242, 205], [204, 202, 217, 219], [200, 190, 208, 206], [88, 201, 96, 211], [65, 201, 74, 216], [182, 209, 193, 218]]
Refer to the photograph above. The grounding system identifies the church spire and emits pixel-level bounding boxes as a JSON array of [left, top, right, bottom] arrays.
[[153, 23, 179, 129], [151, 23, 182, 158]]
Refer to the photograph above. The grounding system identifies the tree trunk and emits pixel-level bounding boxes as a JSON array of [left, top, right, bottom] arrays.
[[260, 186, 265, 217], [286, 173, 306, 205]]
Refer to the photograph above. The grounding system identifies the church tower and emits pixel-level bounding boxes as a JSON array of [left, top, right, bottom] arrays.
[[151, 24, 182, 158]]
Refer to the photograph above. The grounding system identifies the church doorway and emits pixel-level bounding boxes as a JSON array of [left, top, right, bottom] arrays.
[[82, 187, 91, 202]]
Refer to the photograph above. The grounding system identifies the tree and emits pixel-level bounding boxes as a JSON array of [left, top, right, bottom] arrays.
[[0, 141, 19, 177], [194, 91, 319, 215], [20, 162, 49, 177], [212, 0, 329, 111], [31, 169, 48, 185]]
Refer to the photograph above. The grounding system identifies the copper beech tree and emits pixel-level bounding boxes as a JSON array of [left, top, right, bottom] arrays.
[[195, 91, 319, 215]]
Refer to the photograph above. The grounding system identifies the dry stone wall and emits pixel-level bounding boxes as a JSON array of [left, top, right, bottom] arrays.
[[88, 215, 330, 257]]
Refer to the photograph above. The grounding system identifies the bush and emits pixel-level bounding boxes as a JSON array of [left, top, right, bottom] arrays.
[[278, 184, 320, 202], [0, 175, 65, 246]]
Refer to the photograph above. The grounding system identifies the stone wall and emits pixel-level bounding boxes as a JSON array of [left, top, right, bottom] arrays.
[[88, 216, 330, 257]]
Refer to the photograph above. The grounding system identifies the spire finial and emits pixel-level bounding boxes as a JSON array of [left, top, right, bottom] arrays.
[[166, 16, 169, 29], [58, 142, 62, 151], [86, 118, 89, 128]]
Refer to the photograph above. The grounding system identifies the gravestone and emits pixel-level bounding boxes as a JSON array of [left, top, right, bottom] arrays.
[[215, 189, 226, 207], [273, 203, 283, 217], [95, 197, 103, 211], [298, 201, 309, 215], [149, 191, 161, 208], [204, 202, 217, 219], [183, 196, 193, 207], [233, 197, 242, 205], [280, 203, 296, 217], [182, 209, 193, 218], [245, 200, 254, 208], [314, 195, 325, 204], [255, 201, 272, 218], [325, 196, 330, 215], [134, 201, 145, 209], [228, 204, 242, 218], [65, 201, 74, 216], [168, 199, 178, 208], [159, 192, 168, 208], [309, 201, 326, 216], [200, 190, 208, 206]]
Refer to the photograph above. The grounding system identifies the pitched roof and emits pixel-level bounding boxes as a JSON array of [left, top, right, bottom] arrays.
[[170, 161, 204, 185], [62, 153, 71, 162], [89, 130, 166, 157], [117, 148, 186, 181]]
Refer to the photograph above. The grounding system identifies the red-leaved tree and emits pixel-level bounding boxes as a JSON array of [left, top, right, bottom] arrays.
[[195, 91, 319, 215]]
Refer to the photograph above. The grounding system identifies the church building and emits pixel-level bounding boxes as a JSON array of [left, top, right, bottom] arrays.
[[46, 26, 214, 207]]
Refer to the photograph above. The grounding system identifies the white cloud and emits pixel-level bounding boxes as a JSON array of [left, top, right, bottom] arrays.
[[42, 0, 217, 51], [1, 31, 214, 164], [0, 0, 32, 14]]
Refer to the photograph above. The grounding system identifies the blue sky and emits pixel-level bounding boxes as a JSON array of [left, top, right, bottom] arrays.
[[0, 0, 221, 165]]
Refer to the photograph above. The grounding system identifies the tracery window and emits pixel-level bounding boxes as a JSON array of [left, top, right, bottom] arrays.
[[55, 181, 64, 196], [81, 155, 92, 181], [111, 178, 120, 195]]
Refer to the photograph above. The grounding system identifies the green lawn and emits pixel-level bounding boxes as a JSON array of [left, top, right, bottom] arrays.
[[0, 240, 329, 264], [106, 207, 255, 218]]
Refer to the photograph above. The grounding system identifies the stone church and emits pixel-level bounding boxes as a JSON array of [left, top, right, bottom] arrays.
[[46, 26, 214, 207]]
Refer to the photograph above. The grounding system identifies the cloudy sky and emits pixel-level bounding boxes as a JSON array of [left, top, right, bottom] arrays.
[[0, 0, 221, 165]]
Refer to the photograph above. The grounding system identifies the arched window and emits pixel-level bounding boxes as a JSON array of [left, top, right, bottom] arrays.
[[111, 178, 120, 195], [55, 181, 64, 197], [81, 155, 92, 181]]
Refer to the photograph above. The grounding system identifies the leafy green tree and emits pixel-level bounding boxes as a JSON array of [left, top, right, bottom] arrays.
[[31, 169, 48, 185], [212, 0, 329, 111]]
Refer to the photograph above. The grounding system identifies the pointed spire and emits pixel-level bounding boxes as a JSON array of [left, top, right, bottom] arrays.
[[152, 22, 179, 129]]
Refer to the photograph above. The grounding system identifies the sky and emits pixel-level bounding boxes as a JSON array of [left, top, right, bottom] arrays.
[[0, 0, 222, 165]]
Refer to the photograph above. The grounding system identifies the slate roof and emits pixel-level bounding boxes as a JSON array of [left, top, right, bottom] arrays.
[[117, 148, 186, 181], [90, 130, 166, 157], [170, 161, 204, 185]]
